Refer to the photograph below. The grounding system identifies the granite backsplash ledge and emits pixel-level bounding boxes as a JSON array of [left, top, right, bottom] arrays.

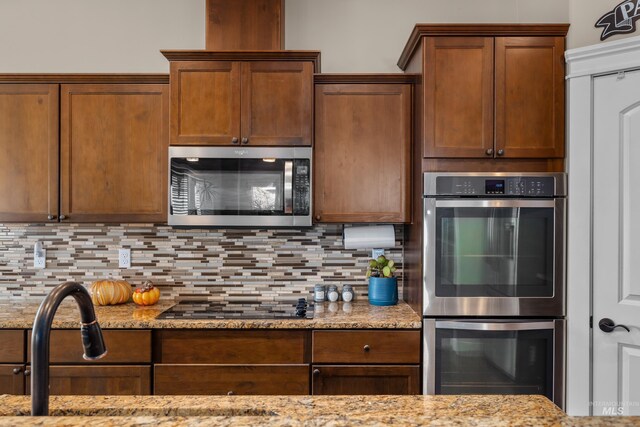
[[0, 224, 404, 301]]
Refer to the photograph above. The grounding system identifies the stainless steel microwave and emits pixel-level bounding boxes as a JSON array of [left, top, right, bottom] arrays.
[[168, 147, 312, 227]]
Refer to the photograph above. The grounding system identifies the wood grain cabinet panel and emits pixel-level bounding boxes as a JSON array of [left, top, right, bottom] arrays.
[[241, 61, 313, 146], [312, 365, 420, 395], [60, 84, 169, 222], [0, 330, 25, 363], [155, 330, 309, 364], [0, 84, 59, 222], [0, 365, 26, 395], [314, 83, 412, 223], [424, 37, 494, 158], [26, 366, 151, 396], [495, 36, 565, 158], [170, 61, 241, 145], [154, 364, 309, 395], [312, 331, 420, 364], [27, 330, 151, 364]]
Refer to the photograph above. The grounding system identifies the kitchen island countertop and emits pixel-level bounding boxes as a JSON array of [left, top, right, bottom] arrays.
[[0, 299, 421, 329]]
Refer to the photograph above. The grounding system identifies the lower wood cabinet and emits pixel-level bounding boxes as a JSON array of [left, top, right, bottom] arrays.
[[154, 364, 309, 395], [0, 365, 26, 395], [312, 365, 420, 395], [26, 366, 151, 396]]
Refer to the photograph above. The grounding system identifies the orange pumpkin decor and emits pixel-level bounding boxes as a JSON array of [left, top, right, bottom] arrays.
[[132, 281, 161, 306], [89, 279, 133, 306]]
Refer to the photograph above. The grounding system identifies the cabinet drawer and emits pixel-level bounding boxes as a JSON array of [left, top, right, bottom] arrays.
[[0, 364, 26, 395], [28, 330, 151, 364], [26, 365, 151, 395], [312, 331, 420, 364], [312, 365, 420, 395], [154, 364, 309, 395], [0, 330, 25, 363], [155, 330, 309, 364]]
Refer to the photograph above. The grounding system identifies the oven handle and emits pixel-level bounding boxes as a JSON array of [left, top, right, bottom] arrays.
[[435, 321, 556, 331], [284, 161, 293, 214], [435, 199, 556, 209]]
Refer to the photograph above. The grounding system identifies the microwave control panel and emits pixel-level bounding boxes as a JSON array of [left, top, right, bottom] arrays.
[[293, 159, 311, 215], [435, 176, 556, 197]]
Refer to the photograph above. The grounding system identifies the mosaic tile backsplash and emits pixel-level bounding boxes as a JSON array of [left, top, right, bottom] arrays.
[[0, 224, 404, 301]]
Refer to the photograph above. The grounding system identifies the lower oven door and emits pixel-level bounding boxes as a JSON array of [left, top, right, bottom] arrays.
[[423, 198, 565, 316], [423, 319, 565, 408]]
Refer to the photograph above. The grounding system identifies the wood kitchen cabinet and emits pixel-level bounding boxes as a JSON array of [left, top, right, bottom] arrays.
[[0, 84, 59, 223], [163, 51, 319, 147], [312, 365, 420, 395], [314, 75, 414, 223], [26, 366, 151, 396], [399, 25, 569, 160], [60, 83, 169, 222], [0, 365, 26, 395]]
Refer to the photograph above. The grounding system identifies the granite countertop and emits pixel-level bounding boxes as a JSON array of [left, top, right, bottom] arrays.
[[0, 394, 638, 426], [0, 299, 422, 329]]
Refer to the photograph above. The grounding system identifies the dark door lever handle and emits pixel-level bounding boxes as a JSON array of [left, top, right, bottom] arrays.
[[599, 318, 631, 333]]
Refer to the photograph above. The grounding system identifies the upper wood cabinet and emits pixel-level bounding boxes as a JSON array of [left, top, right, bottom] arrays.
[[60, 83, 169, 223], [398, 25, 569, 160], [0, 84, 59, 223], [314, 76, 413, 223], [162, 51, 319, 147]]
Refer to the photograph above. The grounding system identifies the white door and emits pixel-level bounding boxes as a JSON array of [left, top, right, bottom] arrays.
[[593, 69, 640, 416]]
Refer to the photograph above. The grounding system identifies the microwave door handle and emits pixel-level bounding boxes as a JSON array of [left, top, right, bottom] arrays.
[[435, 321, 556, 331], [284, 161, 293, 214]]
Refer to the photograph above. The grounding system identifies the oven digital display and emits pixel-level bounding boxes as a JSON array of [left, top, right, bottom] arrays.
[[485, 179, 505, 194]]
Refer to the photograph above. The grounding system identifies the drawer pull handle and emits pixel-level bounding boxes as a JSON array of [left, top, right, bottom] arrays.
[[12, 368, 22, 375], [363, 345, 371, 352], [313, 369, 320, 377], [23, 369, 31, 377], [227, 391, 234, 396]]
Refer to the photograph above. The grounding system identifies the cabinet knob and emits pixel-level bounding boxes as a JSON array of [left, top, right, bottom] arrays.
[[497, 149, 504, 156], [241, 137, 249, 145], [313, 369, 320, 377], [47, 214, 57, 221], [12, 367, 21, 375], [485, 148, 493, 156], [227, 391, 234, 396], [315, 215, 321, 222], [363, 344, 371, 352], [231, 137, 239, 144], [23, 369, 30, 377], [59, 215, 67, 220]]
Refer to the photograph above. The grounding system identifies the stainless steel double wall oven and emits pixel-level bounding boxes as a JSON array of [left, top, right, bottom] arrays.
[[422, 172, 566, 407]]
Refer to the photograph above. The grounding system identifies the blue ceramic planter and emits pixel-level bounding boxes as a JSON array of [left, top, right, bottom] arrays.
[[368, 277, 398, 306]]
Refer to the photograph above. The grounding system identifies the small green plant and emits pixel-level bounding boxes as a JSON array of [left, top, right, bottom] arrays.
[[366, 255, 397, 279]]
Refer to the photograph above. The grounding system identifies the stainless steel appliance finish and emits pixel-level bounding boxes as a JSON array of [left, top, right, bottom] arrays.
[[423, 172, 567, 317], [168, 146, 312, 227], [423, 318, 565, 408]]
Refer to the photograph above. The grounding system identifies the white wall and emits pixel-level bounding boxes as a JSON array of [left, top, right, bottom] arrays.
[[286, 0, 570, 73], [569, 0, 639, 49], [0, 0, 204, 73]]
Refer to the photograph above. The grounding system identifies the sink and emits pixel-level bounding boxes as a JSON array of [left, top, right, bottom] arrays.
[[10, 407, 277, 417]]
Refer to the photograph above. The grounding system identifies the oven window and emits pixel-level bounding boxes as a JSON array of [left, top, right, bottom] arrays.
[[170, 158, 287, 216], [436, 207, 554, 297], [435, 327, 553, 399]]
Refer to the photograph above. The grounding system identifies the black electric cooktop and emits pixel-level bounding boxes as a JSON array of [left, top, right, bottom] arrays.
[[156, 298, 313, 320]]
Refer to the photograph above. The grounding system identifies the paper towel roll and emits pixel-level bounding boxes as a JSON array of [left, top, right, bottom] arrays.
[[343, 225, 395, 250]]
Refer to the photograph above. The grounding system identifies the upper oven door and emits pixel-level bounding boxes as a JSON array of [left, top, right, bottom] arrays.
[[423, 198, 565, 316], [168, 147, 311, 227]]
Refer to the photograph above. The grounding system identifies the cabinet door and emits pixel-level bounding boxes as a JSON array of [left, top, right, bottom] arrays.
[[60, 84, 169, 222], [0, 84, 59, 222], [312, 365, 420, 395], [0, 365, 25, 395], [314, 84, 411, 223], [26, 366, 151, 395], [170, 61, 241, 145], [424, 37, 494, 158], [154, 365, 309, 395], [241, 61, 313, 146], [495, 37, 565, 158]]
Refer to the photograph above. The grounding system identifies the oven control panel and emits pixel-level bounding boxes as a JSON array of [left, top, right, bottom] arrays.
[[434, 176, 557, 197]]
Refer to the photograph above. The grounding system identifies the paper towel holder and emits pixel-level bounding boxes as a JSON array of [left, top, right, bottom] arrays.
[[343, 225, 395, 259]]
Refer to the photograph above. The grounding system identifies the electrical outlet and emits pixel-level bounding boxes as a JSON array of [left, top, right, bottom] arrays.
[[371, 248, 385, 260], [34, 241, 46, 269], [118, 248, 131, 268]]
